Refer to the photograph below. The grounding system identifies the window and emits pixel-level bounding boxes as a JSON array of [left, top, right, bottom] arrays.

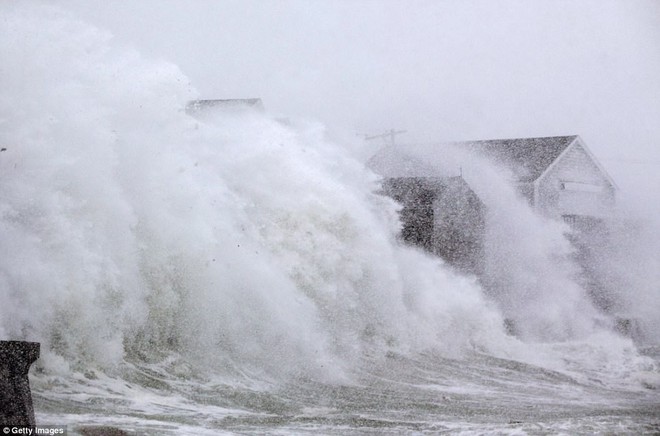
[[560, 181, 603, 193]]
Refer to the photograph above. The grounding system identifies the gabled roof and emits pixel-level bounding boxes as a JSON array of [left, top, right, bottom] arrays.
[[367, 136, 579, 182], [383, 175, 474, 195], [459, 135, 577, 183]]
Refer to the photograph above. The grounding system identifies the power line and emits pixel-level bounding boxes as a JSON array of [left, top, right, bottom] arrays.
[[357, 129, 407, 146]]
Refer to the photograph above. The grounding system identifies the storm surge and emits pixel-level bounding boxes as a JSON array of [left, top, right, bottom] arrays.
[[0, 4, 657, 433], [0, 3, 505, 377]]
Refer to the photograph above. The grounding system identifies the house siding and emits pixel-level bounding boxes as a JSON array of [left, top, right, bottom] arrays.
[[380, 176, 485, 275], [431, 181, 485, 275], [516, 182, 535, 206], [536, 142, 615, 218]]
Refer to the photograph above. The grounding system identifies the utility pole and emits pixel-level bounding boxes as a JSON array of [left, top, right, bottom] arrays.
[[358, 129, 407, 147]]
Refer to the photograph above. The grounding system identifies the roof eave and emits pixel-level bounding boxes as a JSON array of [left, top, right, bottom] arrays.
[[533, 136, 618, 190], [534, 136, 579, 186], [572, 136, 619, 190]]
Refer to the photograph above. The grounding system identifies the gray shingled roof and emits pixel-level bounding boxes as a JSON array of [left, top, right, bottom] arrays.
[[186, 98, 265, 113], [460, 135, 577, 182], [368, 136, 578, 183]]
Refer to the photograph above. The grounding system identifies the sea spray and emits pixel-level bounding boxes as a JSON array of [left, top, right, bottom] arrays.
[[376, 142, 608, 340], [580, 214, 660, 345], [1, 4, 658, 432], [0, 4, 509, 382]]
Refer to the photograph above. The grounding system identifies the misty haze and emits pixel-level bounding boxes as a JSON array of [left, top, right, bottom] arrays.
[[0, 1, 658, 434]]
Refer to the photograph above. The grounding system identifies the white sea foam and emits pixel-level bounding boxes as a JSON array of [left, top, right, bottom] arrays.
[[0, 3, 507, 377]]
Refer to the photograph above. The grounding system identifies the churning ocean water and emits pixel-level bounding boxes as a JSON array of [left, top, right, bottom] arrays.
[[1, 4, 658, 434]]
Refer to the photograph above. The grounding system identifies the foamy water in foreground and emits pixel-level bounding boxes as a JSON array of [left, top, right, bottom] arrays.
[[1, 4, 658, 434]]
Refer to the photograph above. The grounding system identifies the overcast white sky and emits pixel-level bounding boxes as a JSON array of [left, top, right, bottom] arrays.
[[57, 0, 660, 202]]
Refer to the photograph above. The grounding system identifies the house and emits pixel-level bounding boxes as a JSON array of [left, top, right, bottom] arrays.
[[462, 135, 616, 224], [368, 135, 616, 275], [381, 176, 485, 275], [370, 135, 632, 334], [368, 147, 486, 274]]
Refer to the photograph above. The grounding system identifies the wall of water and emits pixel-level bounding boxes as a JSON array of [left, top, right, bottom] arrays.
[[0, 4, 656, 391], [0, 4, 509, 380]]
